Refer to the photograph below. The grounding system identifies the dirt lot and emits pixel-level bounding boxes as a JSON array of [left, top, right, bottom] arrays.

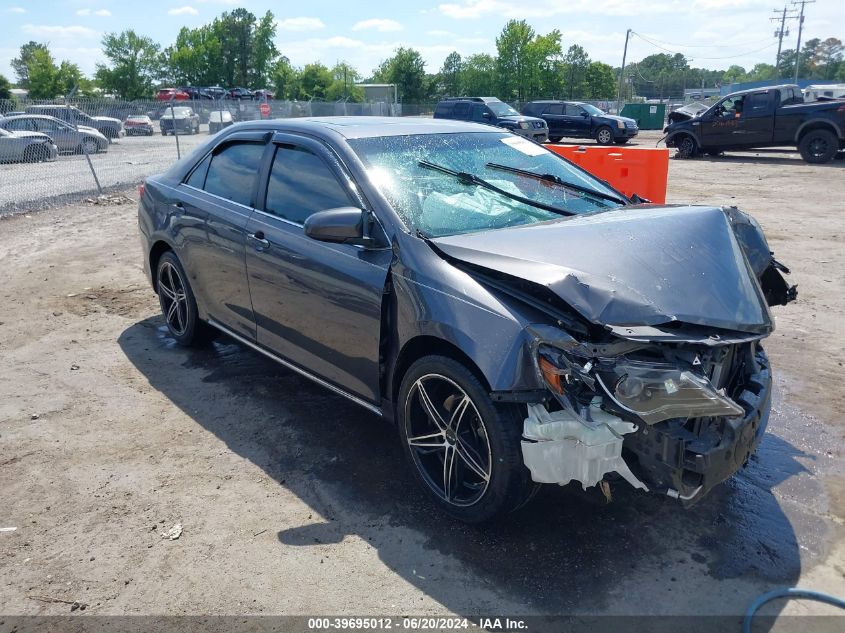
[[1, 135, 844, 627]]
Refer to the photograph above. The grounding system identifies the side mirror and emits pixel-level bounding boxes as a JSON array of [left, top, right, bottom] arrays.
[[581, 112, 590, 117], [304, 207, 375, 247]]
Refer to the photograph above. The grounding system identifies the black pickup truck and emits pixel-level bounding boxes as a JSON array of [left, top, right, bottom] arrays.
[[664, 84, 845, 163]]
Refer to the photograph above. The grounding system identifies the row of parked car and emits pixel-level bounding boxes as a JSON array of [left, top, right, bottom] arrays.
[[0, 103, 239, 164], [156, 86, 274, 102], [432, 96, 639, 145]]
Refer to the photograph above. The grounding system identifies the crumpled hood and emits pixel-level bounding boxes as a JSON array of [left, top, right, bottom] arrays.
[[431, 205, 772, 333]]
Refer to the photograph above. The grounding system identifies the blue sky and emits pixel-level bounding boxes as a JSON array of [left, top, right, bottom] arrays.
[[2, 0, 843, 83]]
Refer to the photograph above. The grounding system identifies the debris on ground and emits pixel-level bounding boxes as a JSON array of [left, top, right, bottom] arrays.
[[0, 527, 18, 532], [28, 595, 88, 611], [83, 194, 134, 206], [161, 524, 182, 540]]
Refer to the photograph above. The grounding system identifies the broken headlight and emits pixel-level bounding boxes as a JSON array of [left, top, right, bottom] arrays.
[[536, 344, 744, 426], [599, 362, 744, 425]]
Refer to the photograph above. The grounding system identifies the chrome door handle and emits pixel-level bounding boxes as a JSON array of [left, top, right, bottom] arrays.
[[248, 231, 270, 250]]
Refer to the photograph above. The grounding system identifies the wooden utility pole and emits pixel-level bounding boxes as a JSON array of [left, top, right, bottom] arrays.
[[771, 6, 798, 78], [792, 0, 815, 83], [616, 29, 632, 115]]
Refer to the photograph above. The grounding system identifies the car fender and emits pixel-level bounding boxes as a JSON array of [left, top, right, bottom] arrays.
[[794, 117, 843, 143], [665, 124, 702, 147]]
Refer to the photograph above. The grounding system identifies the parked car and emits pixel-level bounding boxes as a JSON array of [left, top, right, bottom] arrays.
[[0, 115, 108, 154], [228, 87, 255, 100], [24, 104, 124, 140], [207, 110, 234, 134], [124, 115, 155, 136], [523, 101, 639, 145], [253, 89, 275, 100], [204, 86, 227, 99], [160, 107, 200, 135], [664, 83, 845, 163], [182, 87, 215, 101], [138, 117, 796, 523], [434, 97, 548, 142], [0, 127, 58, 163], [157, 88, 190, 102]]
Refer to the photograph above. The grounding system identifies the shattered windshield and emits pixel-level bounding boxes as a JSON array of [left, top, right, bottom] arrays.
[[348, 132, 624, 237]]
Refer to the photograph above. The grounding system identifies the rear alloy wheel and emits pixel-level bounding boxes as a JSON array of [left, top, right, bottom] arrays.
[[799, 129, 838, 164], [398, 356, 538, 523], [595, 126, 614, 145], [81, 137, 99, 154], [156, 251, 205, 346]]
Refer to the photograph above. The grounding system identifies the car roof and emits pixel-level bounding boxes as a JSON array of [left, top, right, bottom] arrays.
[[257, 116, 504, 139], [728, 84, 798, 96], [4, 114, 64, 121]]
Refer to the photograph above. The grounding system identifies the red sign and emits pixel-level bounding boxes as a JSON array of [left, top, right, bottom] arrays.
[[259, 103, 270, 118]]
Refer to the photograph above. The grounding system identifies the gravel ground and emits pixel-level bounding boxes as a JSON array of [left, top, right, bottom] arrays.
[[0, 134, 843, 627]]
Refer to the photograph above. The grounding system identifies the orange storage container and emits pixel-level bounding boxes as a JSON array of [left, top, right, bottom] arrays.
[[546, 144, 669, 204]]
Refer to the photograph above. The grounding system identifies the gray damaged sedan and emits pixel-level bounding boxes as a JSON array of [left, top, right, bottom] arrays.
[[0, 127, 58, 163], [138, 118, 797, 523], [0, 115, 108, 154]]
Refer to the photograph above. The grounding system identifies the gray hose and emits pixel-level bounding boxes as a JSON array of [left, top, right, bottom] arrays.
[[743, 587, 845, 633]]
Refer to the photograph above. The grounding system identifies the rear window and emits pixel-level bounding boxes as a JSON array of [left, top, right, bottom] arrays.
[[543, 104, 564, 115], [434, 103, 452, 118], [202, 142, 265, 207]]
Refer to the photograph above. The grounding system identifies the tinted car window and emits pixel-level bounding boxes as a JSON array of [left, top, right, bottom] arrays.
[[452, 102, 471, 118], [470, 105, 488, 122], [265, 144, 352, 225], [544, 104, 564, 115], [186, 153, 212, 189], [5, 119, 32, 131], [203, 142, 265, 207], [564, 104, 583, 116], [434, 103, 452, 118], [745, 92, 769, 115]]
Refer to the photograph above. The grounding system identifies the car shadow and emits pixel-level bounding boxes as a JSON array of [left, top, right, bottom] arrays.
[[118, 317, 812, 622], [691, 151, 845, 167]]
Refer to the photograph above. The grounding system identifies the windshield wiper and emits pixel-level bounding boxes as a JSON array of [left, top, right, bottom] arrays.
[[485, 162, 628, 205], [418, 160, 574, 217]]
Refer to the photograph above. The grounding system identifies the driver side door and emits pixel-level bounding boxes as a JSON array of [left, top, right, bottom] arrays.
[[244, 134, 392, 403]]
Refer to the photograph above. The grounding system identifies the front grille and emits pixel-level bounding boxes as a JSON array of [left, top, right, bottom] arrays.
[[532, 121, 545, 129]]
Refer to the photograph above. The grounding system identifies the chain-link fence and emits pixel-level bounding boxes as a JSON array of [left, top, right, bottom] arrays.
[[0, 96, 413, 216]]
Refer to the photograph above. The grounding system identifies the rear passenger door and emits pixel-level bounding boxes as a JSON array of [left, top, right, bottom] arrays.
[[542, 104, 565, 137], [452, 102, 471, 121], [177, 133, 270, 339], [243, 134, 391, 403]]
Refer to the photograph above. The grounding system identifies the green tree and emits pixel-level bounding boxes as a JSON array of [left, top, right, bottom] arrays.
[[495, 20, 535, 101], [747, 63, 777, 82], [271, 56, 300, 100], [96, 30, 161, 99], [0, 74, 12, 100], [166, 25, 224, 86], [584, 61, 616, 99], [810, 37, 843, 79], [526, 30, 563, 98], [297, 62, 332, 99], [562, 44, 590, 99], [439, 51, 462, 96], [722, 65, 747, 84], [372, 47, 427, 103], [11, 42, 50, 89], [27, 48, 60, 98], [326, 62, 363, 101], [460, 54, 496, 96]]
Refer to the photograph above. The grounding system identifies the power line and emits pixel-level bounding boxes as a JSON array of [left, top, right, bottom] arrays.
[[771, 5, 799, 76], [627, 33, 774, 49], [631, 31, 778, 61]]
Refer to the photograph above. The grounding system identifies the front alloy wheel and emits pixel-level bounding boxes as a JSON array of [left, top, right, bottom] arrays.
[[398, 356, 538, 523], [596, 126, 614, 145], [405, 374, 492, 507]]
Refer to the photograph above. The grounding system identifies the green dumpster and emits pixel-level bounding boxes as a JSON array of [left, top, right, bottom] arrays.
[[620, 103, 666, 130]]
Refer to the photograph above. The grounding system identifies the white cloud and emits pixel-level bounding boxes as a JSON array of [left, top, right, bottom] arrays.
[[168, 6, 199, 16], [21, 24, 99, 39], [352, 19, 403, 32], [276, 17, 325, 32], [76, 8, 112, 17], [438, 0, 680, 19], [6, 6, 26, 13]]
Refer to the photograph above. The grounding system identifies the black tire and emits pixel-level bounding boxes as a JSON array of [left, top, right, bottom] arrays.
[[595, 126, 614, 145], [548, 136, 562, 143], [397, 355, 537, 523], [161, 130, 168, 136], [156, 251, 205, 346], [799, 129, 838, 164], [674, 134, 698, 159], [616, 139, 630, 145], [706, 149, 723, 157]]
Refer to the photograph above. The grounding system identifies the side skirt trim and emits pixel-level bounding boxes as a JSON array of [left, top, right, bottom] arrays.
[[207, 318, 383, 417]]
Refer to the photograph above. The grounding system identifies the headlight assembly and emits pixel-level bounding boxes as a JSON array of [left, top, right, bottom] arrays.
[[616, 120, 625, 129], [536, 344, 744, 426], [519, 121, 530, 129]]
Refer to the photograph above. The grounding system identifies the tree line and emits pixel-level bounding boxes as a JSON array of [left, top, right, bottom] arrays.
[[3, 8, 844, 104]]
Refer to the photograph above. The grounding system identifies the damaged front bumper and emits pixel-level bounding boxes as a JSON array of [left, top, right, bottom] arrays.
[[520, 331, 772, 506]]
